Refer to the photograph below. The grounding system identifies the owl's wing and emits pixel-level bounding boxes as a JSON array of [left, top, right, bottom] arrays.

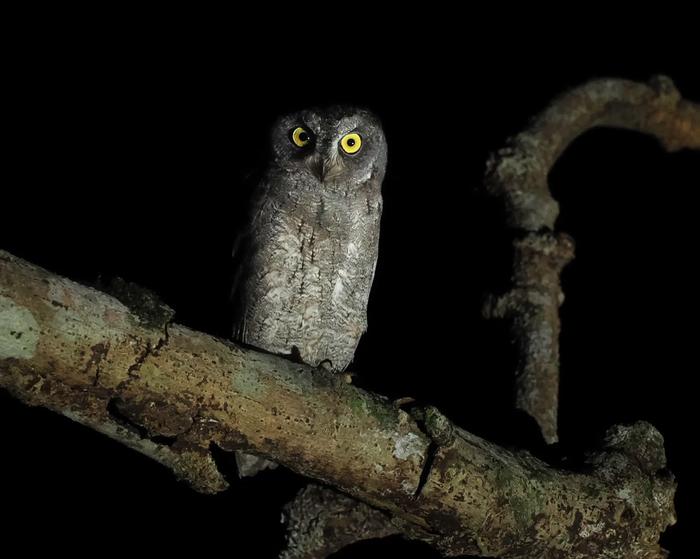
[[230, 178, 272, 341]]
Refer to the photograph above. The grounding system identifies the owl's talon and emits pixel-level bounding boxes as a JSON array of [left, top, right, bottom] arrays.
[[317, 359, 334, 372]]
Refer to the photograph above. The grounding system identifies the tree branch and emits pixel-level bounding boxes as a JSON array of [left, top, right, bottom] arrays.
[[0, 249, 676, 558], [483, 75, 700, 443], [280, 484, 400, 559]]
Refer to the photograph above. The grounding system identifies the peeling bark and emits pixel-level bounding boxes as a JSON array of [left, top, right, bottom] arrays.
[[0, 250, 677, 558], [483, 75, 700, 443]]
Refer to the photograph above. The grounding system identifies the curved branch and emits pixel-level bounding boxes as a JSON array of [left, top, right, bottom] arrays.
[[0, 250, 676, 558], [483, 76, 700, 443], [485, 75, 700, 232]]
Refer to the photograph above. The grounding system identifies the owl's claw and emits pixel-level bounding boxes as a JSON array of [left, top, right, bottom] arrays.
[[317, 359, 333, 372], [315, 359, 354, 383]]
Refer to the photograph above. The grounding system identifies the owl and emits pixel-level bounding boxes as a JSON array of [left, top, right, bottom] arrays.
[[231, 106, 387, 376]]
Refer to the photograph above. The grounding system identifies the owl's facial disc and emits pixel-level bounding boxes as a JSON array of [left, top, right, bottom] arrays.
[[272, 106, 386, 186]]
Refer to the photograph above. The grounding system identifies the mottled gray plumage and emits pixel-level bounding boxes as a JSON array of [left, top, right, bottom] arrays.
[[232, 106, 387, 373]]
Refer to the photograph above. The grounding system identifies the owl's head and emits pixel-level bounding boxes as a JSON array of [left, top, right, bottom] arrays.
[[269, 106, 387, 188]]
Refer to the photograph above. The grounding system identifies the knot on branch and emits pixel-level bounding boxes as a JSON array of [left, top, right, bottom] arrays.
[[101, 277, 175, 332], [423, 405, 455, 447], [579, 422, 678, 553], [483, 232, 575, 321], [601, 420, 668, 475], [483, 149, 558, 231], [649, 75, 682, 107], [585, 422, 675, 506], [511, 232, 575, 286], [280, 484, 398, 559]]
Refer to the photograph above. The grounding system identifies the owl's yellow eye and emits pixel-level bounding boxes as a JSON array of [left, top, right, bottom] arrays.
[[291, 126, 311, 147], [340, 132, 362, 154]]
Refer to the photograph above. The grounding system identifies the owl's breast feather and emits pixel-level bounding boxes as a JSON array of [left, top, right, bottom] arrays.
[[242, 186, 381, 370]]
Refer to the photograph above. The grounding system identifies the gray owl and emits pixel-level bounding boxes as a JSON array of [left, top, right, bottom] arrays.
[[232, 106, 387, 373]]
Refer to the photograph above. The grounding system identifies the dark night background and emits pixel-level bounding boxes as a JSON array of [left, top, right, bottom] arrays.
[[1, 25, 698, 558]]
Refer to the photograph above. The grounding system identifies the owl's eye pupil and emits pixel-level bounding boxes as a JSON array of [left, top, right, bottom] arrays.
[[299, 132, 308, 142], [347, 138, 355, 146]]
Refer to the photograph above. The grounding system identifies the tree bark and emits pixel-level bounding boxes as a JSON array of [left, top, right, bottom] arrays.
[[280, 484, 400, 559], [0, 249, 677, 558]]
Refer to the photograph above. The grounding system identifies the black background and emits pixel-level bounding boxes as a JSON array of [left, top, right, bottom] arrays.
[[1, 24, 698, 558]]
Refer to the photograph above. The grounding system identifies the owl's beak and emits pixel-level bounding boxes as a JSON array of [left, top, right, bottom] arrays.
[[306, 155, 331, 182], [306, 154, 325, 181], [307, 152, 341, 182], [320, 159, 334, 181]]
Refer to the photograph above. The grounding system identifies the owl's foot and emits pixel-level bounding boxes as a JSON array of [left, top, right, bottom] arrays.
[[289, 345, 304, 364], [317, 359, 334, 372], [316, 360, 354, 384]]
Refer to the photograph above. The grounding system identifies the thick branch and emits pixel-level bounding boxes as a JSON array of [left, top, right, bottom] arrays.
[[483, 76, 700, 443], [0, 249, 676, 557]]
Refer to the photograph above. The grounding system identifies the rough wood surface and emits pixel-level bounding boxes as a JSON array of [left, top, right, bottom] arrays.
[[280, 484, 400, 559], [0, 249, 677, 558], [483, 75, 700, 443]]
